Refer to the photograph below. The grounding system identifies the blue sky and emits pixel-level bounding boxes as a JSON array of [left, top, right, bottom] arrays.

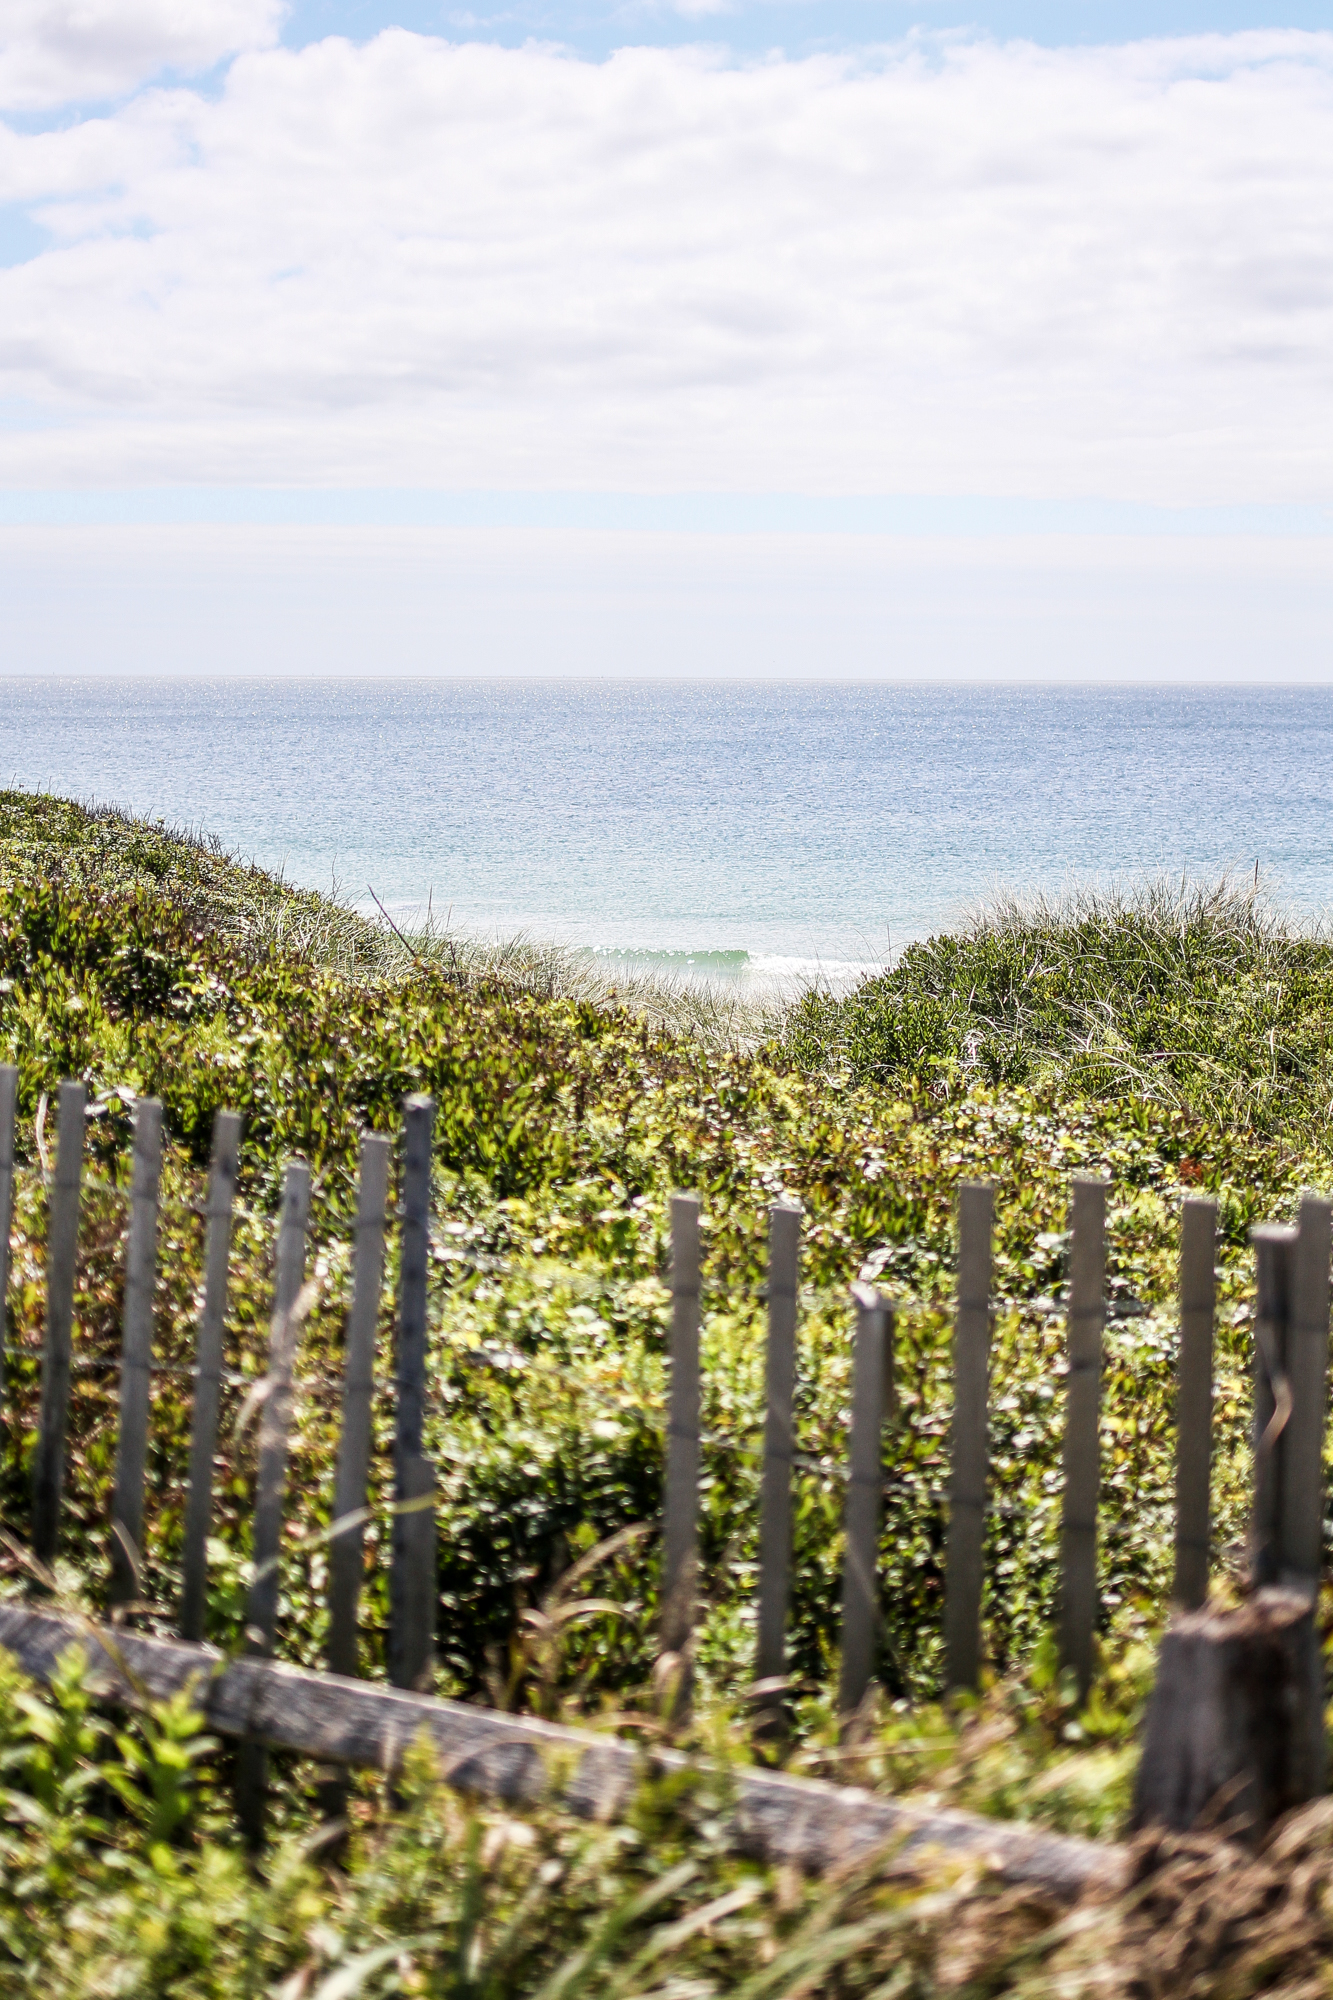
[[280, 1, 1333, 56]]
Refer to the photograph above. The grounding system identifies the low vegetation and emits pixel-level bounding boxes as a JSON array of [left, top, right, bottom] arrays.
[[6, 1641, 1332, 1998], [0, 788, 1328, 1994]]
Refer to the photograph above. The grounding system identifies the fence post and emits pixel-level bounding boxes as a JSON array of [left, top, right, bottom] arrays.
[[179, 1110, 242, 1642], [1251, 1223, 1296, 1587], [661, 1193, 701, 1708], [944, 1180, 993, 1691], [328, 1131, 392, 1679], [838, 1284, 892, 1720], [390, 1096, 436, 1694], [0, 1065, 16, 1408], [1059, 1176, 1106, 1703], [755, 1202, 800, 1721], [32, 1081, 87, 1569], [1172, 1197, 1217, 1609], [1136, 1206, 1328, 1835], [109, 1098, 163, 1607], [237, 1159, 311, 1848], [1281, 1195, 1332, 1590]]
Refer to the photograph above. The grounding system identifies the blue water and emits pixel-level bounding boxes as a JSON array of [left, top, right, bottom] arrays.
[[5, 679, 1333, 989]]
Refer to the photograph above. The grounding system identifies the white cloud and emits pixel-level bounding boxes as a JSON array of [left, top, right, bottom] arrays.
[[0, 0, 282, 111], [624, 0, 736, 21], [1, 29, 1332, 499]]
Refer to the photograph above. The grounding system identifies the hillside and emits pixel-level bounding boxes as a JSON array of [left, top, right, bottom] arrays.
[[0, 789, 1325, 1993]]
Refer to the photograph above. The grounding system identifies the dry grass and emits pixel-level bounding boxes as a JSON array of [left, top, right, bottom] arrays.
[[967, 1801, 1333, 1997]]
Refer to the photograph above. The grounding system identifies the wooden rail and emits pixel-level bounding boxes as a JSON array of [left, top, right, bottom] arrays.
[[0, 1602, 1122, 1901]]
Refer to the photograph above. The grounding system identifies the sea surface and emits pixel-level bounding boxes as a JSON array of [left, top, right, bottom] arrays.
[[6, 679, 1333, 993]]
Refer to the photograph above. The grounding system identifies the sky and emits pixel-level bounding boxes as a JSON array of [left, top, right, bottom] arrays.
[[281, 2, 1333, 56], [2, 0, 1333, 676]]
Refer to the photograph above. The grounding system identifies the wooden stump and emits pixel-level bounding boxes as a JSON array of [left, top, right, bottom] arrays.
[[1132, 1589, 1326, 1839]]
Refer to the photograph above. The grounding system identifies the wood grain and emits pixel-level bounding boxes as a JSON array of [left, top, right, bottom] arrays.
[[1172, 1198, 1217, 1610], [0, 1602, 1121, 1900], [1059, 1178, 1106, 1702], [32, 1081, 86, 1567], [109, 1098, 163, 1606], [328, 1131, 392, 1680], [945, 1182, 993, 1690], [662, 1193, 701, 1695], [1133, 1588, 1326, 1836], [1281, 1195, 1332, 1589], [179, 1110, 242, 1642], [838, 1285, 891, 1718], [1251, 1223, 1296, 1589], [0, 1065, 16, 1410], [756, 1202, 800, 1714], [237, 1158, 311, 1846], [391, 1097, 435, 1693]]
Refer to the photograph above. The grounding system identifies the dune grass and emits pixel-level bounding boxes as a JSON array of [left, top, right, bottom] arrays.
[[0, 787, 785, 1045], [780, 873, 1333, 1133]]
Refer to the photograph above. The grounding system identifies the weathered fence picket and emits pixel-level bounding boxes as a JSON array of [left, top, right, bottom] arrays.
[[179, 1109, 243, 1642], [0, 1065, 16, 1404], [838, 1284, 893, 1719], [320, 1134, 391, 1822], [109, 1097, 163, 1606], [944, 1180, 993, 1691], [1135, 1204, 1333, 1838], [237, 1158, 312, 1847], [390, 1096, 436, 1694], [1249, 1200, 1332, 1593], [246, 1159, 313, 1648], [32, 1081, 87, 1568], [1251, 1221, 1295, 1586], [328, 1130, 392, 1680], [1281, 1195, 1332, 1588], [1059, 1176, 1107, 1702], [661, 1192, 701, 1707], [1172, 1196, 1216, 1609], [755, 1201, 800, 1720]]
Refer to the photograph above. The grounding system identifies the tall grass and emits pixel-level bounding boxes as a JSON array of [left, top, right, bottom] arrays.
[[781, 873, 1333, 1132], [0, 789, 782, 1046]]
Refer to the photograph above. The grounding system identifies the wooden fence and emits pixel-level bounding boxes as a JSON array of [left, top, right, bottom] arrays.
[[1, 1065, 1329, 1839]]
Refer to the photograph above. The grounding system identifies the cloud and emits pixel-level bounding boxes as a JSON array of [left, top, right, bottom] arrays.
[[0, 29, 1331, 500], [624, 0, 736, 21], [0, 0, 282, 111]]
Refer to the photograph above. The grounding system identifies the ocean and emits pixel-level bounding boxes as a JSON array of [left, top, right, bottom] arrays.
[[7, 678, 1333, 992]]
